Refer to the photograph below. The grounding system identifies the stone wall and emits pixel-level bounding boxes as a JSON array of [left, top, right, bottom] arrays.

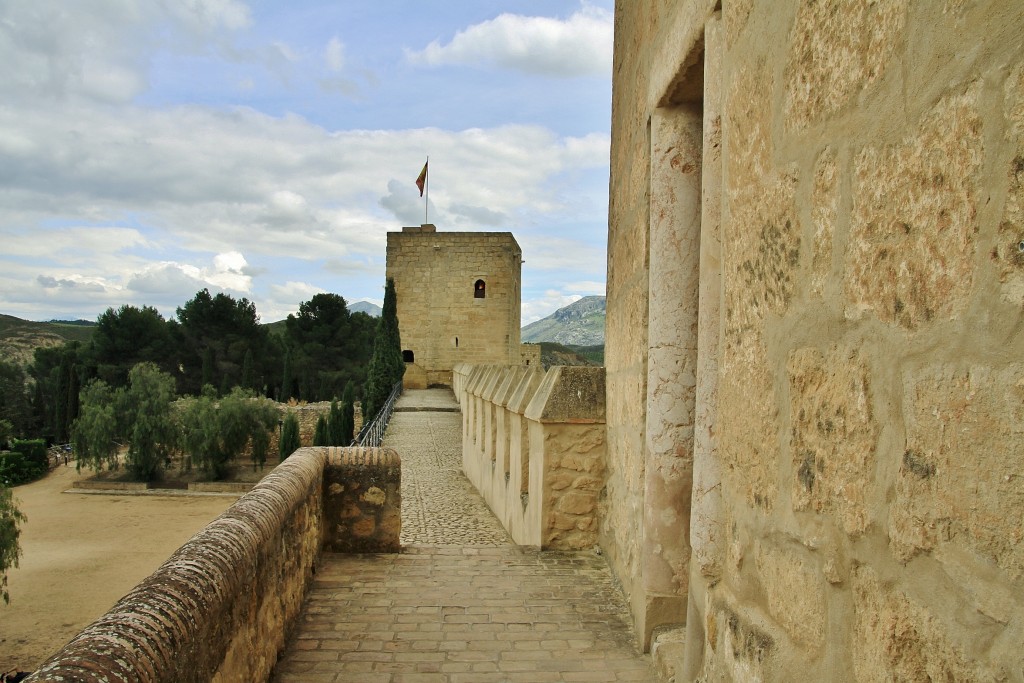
[[322, 447, 401, 552], [519, 343, 542, 368], [455, 363, 605, 550], [25, 446, 400, 683], [607, 0, 1024, 679], [273, 402, 362, 451], [387, 227, 524, 387]]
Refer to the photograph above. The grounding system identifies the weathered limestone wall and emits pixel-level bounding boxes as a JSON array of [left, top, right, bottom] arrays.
[[272, 402, 363, 451], [387, 228, 524, 387], [455, 363, 606, 550], [26, 446, 400, 683], [519, 343, 542, 367], [608, 0, 1024, 679], [322, 447, 401, 553]]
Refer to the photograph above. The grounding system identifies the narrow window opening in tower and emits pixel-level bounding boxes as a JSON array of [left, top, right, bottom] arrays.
[[474, 279, 486, 298], [455, 337, 459, 348]]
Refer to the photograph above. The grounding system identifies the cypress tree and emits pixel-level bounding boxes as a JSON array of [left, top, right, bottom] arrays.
[[241, 349, 254, 391], [340, 380, 355, 445], [65, 363, 80, 443], [281, 348, 293, 401], [313, 414, 328, 446], [279, 413, 300, 459], [201, 347, 215, 390], [363, 278, 404, 421], [53, 358, 69, 442], [327, 399, 344, 445]]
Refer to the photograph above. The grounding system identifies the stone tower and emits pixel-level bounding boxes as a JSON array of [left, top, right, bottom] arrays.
[[386, 225, 533, 388]]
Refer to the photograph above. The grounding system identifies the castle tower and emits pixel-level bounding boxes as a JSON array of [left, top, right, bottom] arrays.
[[386, 225, 534, 388]]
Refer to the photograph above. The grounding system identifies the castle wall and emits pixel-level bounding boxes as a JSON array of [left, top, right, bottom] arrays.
[[27, 447, 401, 683], [606, 1, 1024, 679], [386, 228, 523, 387], [455, 363, 606, 550]]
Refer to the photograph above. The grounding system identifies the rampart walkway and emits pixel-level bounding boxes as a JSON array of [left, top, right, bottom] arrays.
[[273, 388, 655, 682]]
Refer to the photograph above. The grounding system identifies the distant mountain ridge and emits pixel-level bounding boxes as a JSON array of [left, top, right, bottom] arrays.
[[0, 314, 96, 366], [349, 301, 382, 316], [521, 296, 605, 346]]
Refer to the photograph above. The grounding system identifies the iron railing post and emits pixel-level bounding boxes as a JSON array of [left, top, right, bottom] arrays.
[[354, 381, 403, 447]]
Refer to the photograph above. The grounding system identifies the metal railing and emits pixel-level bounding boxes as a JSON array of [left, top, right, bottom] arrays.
[[354, 381, 403, 447]]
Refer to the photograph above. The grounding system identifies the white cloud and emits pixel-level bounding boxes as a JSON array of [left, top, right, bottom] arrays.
[[164, 0, 252, 33], [263, 280, 326, 321], [563, 280, 605, 295], [522, 290, 582, 325], [407, 3, 612, 77], [325, 36, 345, 72], [0, 0, 252, 105], [0, 100, 607, 320], [0, 3, 612, 323], [208, 251, 252, 291]]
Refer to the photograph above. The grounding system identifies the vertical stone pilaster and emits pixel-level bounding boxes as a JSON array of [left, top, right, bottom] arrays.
[[642, 104, 703, 645], [684, 13, 724, 679]]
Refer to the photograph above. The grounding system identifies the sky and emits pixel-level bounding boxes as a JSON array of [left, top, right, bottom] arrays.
[[0, 0, 612, 326]]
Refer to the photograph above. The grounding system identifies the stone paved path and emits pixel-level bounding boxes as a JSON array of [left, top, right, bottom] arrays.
[[273, 389, 656, 683], [387, 390, 510, 546]]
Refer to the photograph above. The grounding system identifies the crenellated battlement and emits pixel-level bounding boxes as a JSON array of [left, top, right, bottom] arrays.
[[454, 363, 605, 550]]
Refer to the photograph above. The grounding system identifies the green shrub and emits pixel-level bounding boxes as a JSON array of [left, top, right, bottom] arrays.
[[0, 439, 48, 486]]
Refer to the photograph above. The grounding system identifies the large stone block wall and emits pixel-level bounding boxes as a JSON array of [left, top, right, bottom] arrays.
[[608, 0, 1024, 679], [322, 446, 401, 553], [272, 402, 363, 452], [455, 363, 606, 550], [25, 446, 400, 683], [387, 228, 524, 387]]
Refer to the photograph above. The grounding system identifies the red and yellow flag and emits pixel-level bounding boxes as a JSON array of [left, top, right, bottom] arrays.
[[415, 161, 428, 197]]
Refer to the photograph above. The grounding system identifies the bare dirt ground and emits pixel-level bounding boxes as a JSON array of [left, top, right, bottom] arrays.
[[0, 465, 237, 672]]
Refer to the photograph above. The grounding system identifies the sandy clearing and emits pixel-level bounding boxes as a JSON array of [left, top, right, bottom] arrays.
[[0, 465, 236, 672]]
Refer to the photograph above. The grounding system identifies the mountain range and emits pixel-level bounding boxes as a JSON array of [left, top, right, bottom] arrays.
[[521, 296, 605, 346], [349, 300, 382, 316]]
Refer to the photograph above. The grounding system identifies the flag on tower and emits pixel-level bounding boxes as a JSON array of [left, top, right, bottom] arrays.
[[415, 161, 428, 197]]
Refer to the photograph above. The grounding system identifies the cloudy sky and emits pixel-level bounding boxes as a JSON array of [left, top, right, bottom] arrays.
[[0, 0, 612, 325]]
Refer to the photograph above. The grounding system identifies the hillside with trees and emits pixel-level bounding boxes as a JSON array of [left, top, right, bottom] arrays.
[[0, 288, 381, 457]]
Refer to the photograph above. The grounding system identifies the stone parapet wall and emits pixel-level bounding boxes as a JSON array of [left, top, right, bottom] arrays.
[[455, 363, 605, 550], [322, 446, 401, 552], [25, 446, 399, 683]]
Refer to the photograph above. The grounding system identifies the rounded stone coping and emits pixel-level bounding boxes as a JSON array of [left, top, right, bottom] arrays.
[[27, 447, 326, 683], [324, 445, 400, 468]]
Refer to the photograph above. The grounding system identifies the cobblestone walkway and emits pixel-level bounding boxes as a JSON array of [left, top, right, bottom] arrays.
[[386, 390, 510, 546], [273, 389, 656, 683]]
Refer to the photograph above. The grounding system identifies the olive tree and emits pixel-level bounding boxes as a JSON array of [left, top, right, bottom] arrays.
[[72, 363, 179, 481], [180, 387, 279, 479], [1, 486, 26, 604]]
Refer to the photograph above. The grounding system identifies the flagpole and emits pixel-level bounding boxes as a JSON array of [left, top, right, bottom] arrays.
[[424, 155, 429, 225]]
